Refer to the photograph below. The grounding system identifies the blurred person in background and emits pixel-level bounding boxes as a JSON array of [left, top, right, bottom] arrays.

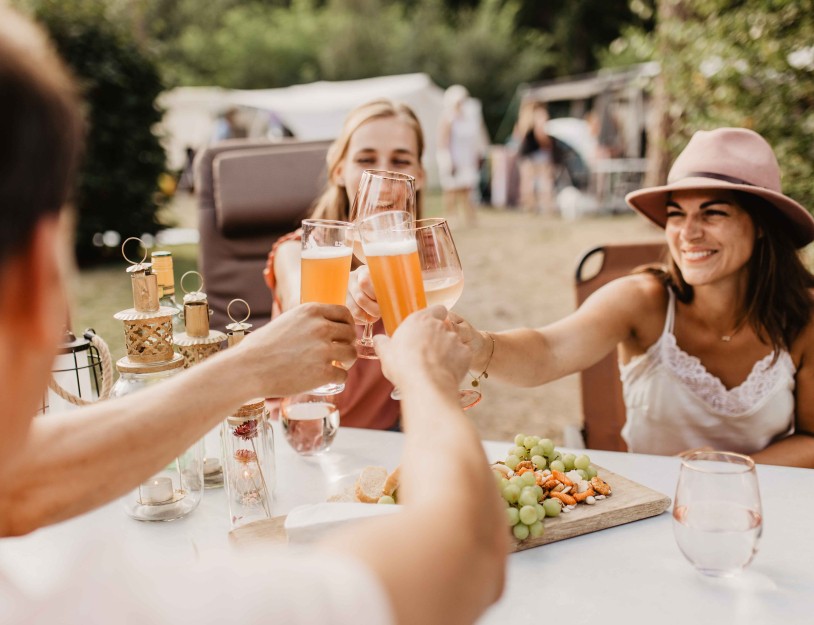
[[436, 84, 488, 228], [0, 7, 507, 623], [517, 101, 562, 216]]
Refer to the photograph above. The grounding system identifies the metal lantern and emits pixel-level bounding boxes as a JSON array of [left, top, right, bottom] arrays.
[[173, 271, 227, 489], [111, 238, 203, 522], [225, 298, 253, 347], [40, 328, 112, 415], [173, 271, 226, 368]]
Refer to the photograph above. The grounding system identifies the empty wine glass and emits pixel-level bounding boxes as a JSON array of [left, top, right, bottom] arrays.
[[349, 170, 416, 359], [415, 217, 481, 410], [673, 450, 762, 577]]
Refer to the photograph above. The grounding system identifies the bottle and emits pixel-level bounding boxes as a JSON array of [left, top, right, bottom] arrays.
[[151, 250, 184, 334]]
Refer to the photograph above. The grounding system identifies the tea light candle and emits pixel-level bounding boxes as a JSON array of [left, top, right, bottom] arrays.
[[140, 477, 174, 504], [203, 457, 221, 475]]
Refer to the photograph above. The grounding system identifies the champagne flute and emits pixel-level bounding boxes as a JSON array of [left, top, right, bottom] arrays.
[[673, 450, 762, 577], [357, 210, 426, 399], [349, 170, 417, 359], [299, 218, 354, 395], [415, 218, 481, 410]]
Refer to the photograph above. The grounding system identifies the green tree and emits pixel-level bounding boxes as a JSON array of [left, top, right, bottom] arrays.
[[16, 0, 169, 261]]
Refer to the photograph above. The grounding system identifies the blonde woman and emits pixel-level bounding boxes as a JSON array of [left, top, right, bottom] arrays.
[[264, 99, 426, 430]]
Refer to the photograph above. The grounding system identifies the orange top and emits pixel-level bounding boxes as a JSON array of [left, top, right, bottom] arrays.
[[265, 232, 400, 431]]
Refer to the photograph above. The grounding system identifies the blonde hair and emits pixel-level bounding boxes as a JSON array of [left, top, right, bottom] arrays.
[[310, 99, 425, 220]]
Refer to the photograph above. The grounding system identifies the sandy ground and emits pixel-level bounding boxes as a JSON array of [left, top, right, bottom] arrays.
[[448, 207, 661, 443]]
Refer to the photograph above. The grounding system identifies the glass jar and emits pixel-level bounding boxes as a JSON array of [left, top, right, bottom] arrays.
[[112, 355, 205, 522], [222, 399, 276, 528]]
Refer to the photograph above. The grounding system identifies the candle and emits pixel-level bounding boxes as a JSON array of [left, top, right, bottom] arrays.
[[139, 477, 174, 504], [203, 457, 221, 475]]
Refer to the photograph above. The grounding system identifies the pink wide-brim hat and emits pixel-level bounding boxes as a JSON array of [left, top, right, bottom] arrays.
[[625, 128, 814, 248]]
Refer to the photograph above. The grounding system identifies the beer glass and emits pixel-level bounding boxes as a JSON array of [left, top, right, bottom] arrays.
[[349, 170, 417, 359], [300, 218, 354, 395], [358, 210, 426, 399], [673, 451, 762, 577], [415, 218, 481, 410]]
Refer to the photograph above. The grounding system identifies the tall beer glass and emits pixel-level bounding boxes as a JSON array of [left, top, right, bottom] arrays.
[[300, 219, 354, 395], [358, 211, 426, 399], [349, 170, 417, 358]]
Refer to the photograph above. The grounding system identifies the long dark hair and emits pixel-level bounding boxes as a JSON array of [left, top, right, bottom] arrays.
[[640, 191, 814, 354]]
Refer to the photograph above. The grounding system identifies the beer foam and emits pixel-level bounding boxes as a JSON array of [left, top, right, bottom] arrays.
[[362, 239, 418, 257], [301, 245, 353, 259]]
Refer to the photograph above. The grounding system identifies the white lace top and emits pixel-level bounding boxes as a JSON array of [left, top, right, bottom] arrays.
[[619, 288, 796, 455]]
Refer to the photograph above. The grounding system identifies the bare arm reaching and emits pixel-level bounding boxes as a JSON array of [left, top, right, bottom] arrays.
[[0, 304, 357, 536], [323, 306, 508, 625]]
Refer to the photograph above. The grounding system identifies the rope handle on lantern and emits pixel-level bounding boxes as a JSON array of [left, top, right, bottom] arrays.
[[47, 330, 114, 407]]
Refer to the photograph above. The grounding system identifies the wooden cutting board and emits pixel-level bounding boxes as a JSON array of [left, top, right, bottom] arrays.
[[228, 466, 671, 552], [510, 465, 671, 552]]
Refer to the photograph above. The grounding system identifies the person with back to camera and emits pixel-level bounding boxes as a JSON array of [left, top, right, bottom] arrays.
[[436, 84, 487, 228], [451, 127, 814, 467], [265, 99, 426, 431], [517, 101, 561, 216], [0, 7, 507, 623]]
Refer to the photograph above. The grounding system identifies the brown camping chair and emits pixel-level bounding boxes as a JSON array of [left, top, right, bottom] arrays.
[[195, 139, 331, 330], [574, 242, 667, 451]]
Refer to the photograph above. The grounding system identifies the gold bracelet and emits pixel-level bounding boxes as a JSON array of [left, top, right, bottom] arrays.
[[471, 332, 496, 388]]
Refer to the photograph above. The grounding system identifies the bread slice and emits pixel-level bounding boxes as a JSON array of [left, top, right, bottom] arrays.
[[382, 466, 400, 497], [354, 466, 387, 503]]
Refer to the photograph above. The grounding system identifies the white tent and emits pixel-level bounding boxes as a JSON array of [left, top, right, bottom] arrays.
[[158, 73, 450, 188]]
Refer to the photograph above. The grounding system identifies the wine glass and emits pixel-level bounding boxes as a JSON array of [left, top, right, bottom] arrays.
[[415, 218, 481, 410], [349, 170, 417, 359], [357, 210, 425, 399], [299, 218, 354, 395], [673, 450, 763, 577]]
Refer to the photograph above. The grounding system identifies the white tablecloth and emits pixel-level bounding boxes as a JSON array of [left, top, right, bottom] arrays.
[[2, 423, 812, 624]]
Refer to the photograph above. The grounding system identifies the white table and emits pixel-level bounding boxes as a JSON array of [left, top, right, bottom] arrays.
[[3, 423, 813, 624]]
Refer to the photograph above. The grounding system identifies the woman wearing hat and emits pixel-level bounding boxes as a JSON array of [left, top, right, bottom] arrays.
[[450, 127, 814, 467]]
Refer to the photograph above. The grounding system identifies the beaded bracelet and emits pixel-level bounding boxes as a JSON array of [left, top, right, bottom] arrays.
[[471, 331, 496, 388]]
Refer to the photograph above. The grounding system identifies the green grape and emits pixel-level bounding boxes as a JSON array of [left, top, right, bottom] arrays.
[[502, 484, 520, 504], [531, 485, 544, 500], [543, 498, 562, 517], [523, 435, 540, 450], [562, 453, 576, 471], [510, 445, 527, 459], [509, 475, 524, 486], [520, 471, 537, 487], [529, 521, 545, 539], [548, 450, 563, 463], [493, 470, 507, 485], [585, 465, 598, 479], [514, 434, 526, 446], [530, 445, 546, 458], [576, 469, 588, 480], [519, 505, 538, 525], [549, 460, 565, 473], [574, 454, 591, 470], [531, 455, 547, 470], [518, 488, 538, 507], [539, 438, 555, 455], [377, 495, 395, 505], [512, 522, 530, 541], [505, 455, 520, 470], [535, 503, 546, 520], [506, 506, 520, 526]]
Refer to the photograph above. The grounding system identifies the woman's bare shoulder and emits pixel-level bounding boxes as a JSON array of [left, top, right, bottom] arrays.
[[594, 271, 668, 309]]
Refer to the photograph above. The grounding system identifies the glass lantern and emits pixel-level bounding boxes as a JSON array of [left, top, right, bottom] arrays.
[[222, 398, 276, 528]]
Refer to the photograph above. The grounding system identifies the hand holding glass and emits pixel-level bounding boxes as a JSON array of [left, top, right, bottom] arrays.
[[673, 450, 762, 578], [299, 219, 353, 395], [349, 170, 417, 359]]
